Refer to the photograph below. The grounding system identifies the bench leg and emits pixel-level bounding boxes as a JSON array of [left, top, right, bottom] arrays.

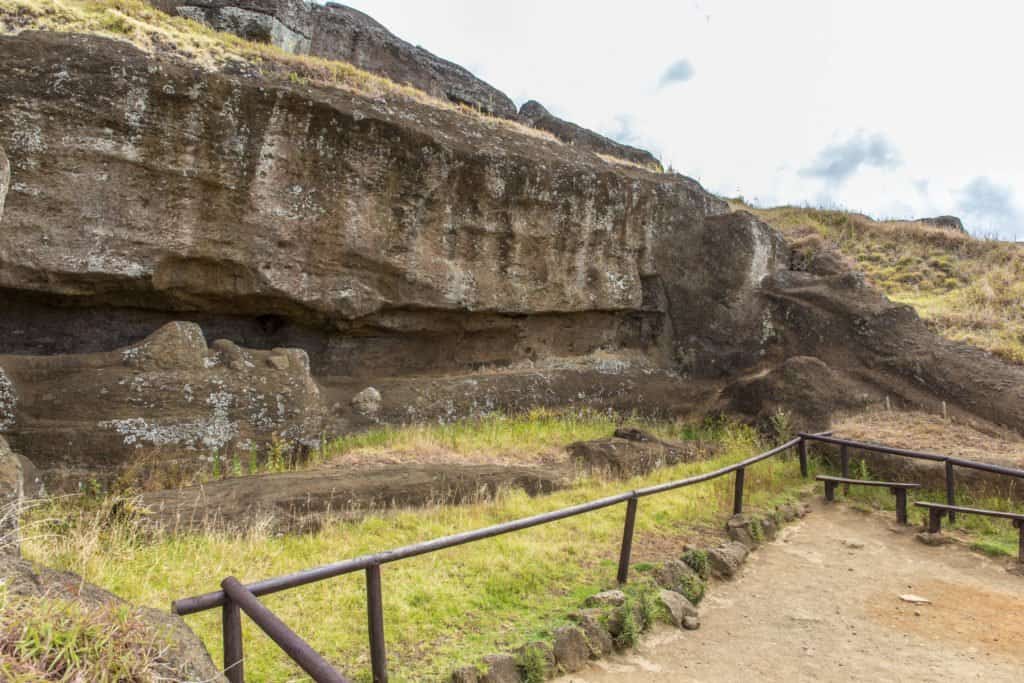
[[892, 488, 908, 525], [824, 481, 836, 502], [928, 508, 943, 534]]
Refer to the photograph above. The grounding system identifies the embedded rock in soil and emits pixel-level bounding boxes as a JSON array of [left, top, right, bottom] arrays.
[[350, 386, 382, 417], [0, 554, 223, 681], [519, 100, 662, 169], [0, 322, 323, 490], [552, 625, 591, 673], [585, 590, 627, 608], [0, 144, 8, 222], [727, 513, 762, 548], [571, 609, 615, 658], [450, 666, 481, 683], [480, 654, 520, 683], [657, 589, 699, 628], [652, 560, 705, 603], [141, 462, 566, 533], [707, 541, 750, 579], [0, 436, 21, 555], [567, 429, 714, 478]]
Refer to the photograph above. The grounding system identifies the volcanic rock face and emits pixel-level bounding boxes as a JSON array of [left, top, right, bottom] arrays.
[[0, 321, 322, 488], [519, 100, 662, 171], [1, 27, 1023, 489], [0, 144, 8, 221], [155, 0, 517, 118]]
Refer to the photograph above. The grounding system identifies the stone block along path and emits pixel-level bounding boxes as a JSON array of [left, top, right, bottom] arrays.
[[557, 501, 1024, 682]]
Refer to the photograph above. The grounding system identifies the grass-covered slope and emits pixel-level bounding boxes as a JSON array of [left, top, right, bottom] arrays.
[[24, 418, 805, 681], [737, 202, 1024, 364]]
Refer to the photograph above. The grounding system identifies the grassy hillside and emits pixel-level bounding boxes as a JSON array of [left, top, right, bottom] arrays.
[[736, 202, 1024, 364]]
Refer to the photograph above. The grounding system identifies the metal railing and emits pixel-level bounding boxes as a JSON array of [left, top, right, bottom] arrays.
[[171, 431, 1024, 682]]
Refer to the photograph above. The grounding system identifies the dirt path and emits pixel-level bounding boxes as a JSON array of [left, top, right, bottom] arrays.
[[557, 501, 1024, 682]]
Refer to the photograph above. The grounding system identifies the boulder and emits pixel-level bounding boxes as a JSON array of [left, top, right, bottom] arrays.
[[170, 0, 313, 53], [552, 625, 590, 673], [656, 589, 698, 628], [726, 514, 762, 548], [682, 615, 701, 630], [584, 589, 627, 608], [480, 654, 520, 683], [0, 322, 324, 491], [312, 3, 517, 118], [450, 666, 481, 683], [913, 215, 966, 232], [652, 559, 705, 605], [569, 609, 614, 658], [351, 386, 382, 418], [519, 100, 662, 170], [707, 541, 749, 579], [567, 429, 712, 478], [0, 436, 22, 555], [0, 554, 223, 681]]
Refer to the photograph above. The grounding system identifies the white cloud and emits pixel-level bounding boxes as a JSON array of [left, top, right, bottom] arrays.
[[659, 59, 696, 88]]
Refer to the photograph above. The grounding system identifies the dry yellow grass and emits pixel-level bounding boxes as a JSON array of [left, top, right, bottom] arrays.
[[736, 202, 1024, 364]]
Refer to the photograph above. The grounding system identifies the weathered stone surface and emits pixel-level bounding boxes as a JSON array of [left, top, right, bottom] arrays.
[[313, 3, 516, 117], [0, 322, 323, 490], [653, 559, 705, 604], [0, 436, 22, 555], [569, 609, 614, 658], [480, 654, 520, 683], [682, 615, 701, 630], [913, 215, 966, 232], [0, 553, 224, 680], [760, 515, 778, 541], [519, 100, 662, 170], [351, 386, 382, 417], [175, 0, 312, 53], [4, 26, 1024, 487], [707, 541, 749, 579], [916, 531, 953, 547], [657, 589, 698, 628], [552, 625, 590, 673], [0, 144, 8, 222], [567, 428, 713, 477], [140, 461, 565, 532], [584, 590, 627, 608], [726, 513, 761, 548]]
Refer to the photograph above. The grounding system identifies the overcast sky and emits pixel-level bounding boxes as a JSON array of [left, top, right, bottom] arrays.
[[342, 0, 1024, 240]]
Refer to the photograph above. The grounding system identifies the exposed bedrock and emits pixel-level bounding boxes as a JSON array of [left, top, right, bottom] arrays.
[[152, 0, 518, 118], [519, 100, 663, 171], [0, 144, 9, 222], [1, 31, 1023, 489], [0, 322, 323, 488]]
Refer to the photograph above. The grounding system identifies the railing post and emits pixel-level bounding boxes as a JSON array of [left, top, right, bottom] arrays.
[[840, 444, 850, 494], [945, 460, 956, 523], [223, 598, 245, 683], [733, 467, 745, 515], [617, 495, 638, 584], [798, 438, 808, 478], [366, 564, 388, 683]]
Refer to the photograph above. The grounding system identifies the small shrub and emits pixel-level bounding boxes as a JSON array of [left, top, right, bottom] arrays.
[[613, 599, 640, 650], [516, 644, 549, 683], [681, 549, 710, 580], [678, 574, 706, 605]]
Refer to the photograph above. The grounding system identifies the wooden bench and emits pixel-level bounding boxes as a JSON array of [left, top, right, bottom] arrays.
[[916, 502, 1024, 563], [816, 475, 921, 524]]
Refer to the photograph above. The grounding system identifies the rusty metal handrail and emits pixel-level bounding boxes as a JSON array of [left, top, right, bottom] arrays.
[[221, 577, 350, 683], [174, 434, 813, 682]]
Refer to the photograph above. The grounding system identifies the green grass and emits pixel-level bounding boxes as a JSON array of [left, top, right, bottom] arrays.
[[24, 420, 807, 681], [0, 590, 162, 681]]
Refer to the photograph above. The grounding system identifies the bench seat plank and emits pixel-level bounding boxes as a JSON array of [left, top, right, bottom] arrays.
[[816, 475, 921, 489]]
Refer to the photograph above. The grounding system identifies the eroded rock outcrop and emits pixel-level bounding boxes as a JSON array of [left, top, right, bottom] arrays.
[[2, 26, 1023, 490], [519, 100, 662, 171], [0, 144, 9, 222], [0, 322, 322, 488], [154, 0, 517, 118]]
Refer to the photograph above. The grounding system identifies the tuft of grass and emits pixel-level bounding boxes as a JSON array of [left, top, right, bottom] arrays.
[[0, 590, 162, 681], [681, 548, 710, 581], [731, 200, 1024, 364], [23, 418, 807, 680]]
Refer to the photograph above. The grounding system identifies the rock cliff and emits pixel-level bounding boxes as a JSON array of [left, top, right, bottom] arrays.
[[0, 21, 1022, 489]]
